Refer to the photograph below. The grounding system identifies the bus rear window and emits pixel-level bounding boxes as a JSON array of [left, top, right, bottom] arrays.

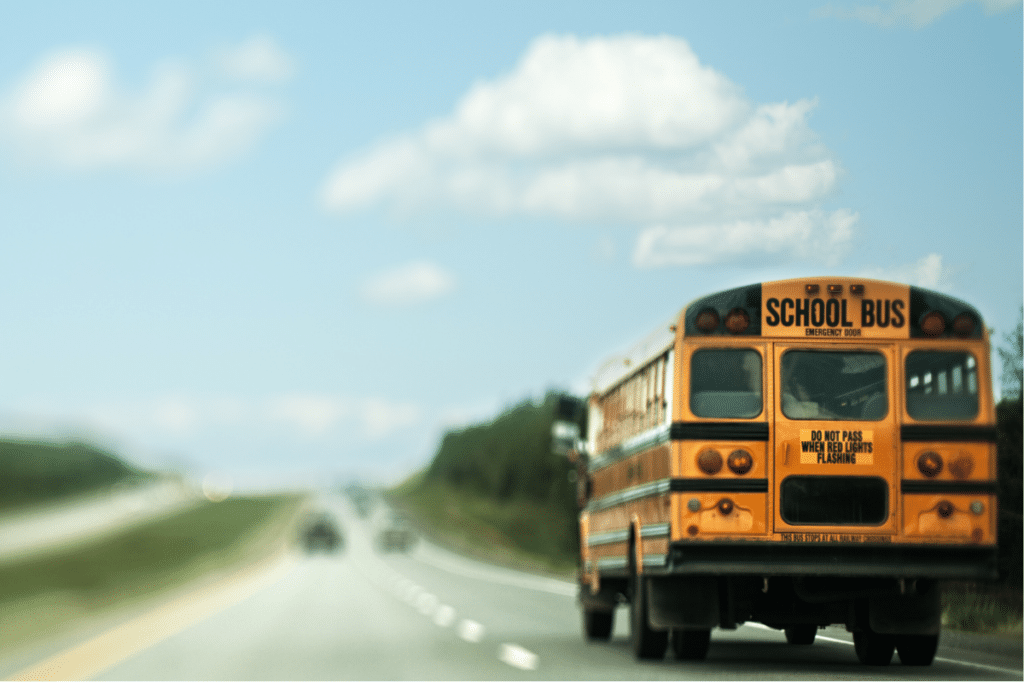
[[690, 349, 762, 418], [905, 351, 979, 420], [781, 351, 887, 421]]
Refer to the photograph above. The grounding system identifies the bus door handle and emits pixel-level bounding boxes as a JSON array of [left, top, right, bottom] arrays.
[[784, 442, 790, 465]]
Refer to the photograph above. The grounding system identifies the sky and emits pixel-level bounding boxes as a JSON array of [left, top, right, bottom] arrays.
[[0, 0, 1020, 490]]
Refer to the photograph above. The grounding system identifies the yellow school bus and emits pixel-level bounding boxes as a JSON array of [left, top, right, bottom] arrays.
[[575, 277, 997, 667]]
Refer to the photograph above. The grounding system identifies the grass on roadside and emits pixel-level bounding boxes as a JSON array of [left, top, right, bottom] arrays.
[[0, 493, 307, 651], [942, 582, 1024, 636], [389, 477, 579, 578]]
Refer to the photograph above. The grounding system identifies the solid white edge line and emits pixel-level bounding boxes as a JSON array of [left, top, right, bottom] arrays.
[[747, 622, 1021, 675]]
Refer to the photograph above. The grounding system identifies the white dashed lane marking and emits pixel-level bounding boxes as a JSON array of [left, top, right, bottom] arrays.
[[498, 643, 539, 671], [457, 619, 485, 643]]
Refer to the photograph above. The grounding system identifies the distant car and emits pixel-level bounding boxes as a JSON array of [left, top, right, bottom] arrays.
[[303, 513, 343, 553], [375, 516, 416, 553]]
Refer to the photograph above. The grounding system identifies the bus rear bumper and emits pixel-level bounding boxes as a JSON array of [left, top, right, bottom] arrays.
[[661, 540, 998, 581]]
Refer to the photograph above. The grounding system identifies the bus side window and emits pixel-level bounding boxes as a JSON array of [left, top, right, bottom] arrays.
[[690, 349, 762, 419], [906, 351, 979, 420]]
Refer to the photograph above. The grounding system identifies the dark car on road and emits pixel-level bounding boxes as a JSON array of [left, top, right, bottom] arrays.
[[303, 512, 343, 553], [375, 515, 416, 553]]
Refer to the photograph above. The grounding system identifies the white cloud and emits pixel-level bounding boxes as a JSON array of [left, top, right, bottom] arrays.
[[1, 37, 291, 173], [266, 394, 350, 437], [320, 34, 853, 269], [633, 209, 857, 268], [817, 0, 1020, 28], [265, 394, 422, 439], [217, 35, 295, 83], [17, 392, 421, 443], [360, 261, 456, 306], [858, 252, 954, 289]]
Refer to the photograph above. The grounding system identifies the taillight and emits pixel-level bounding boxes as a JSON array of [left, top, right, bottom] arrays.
[[727, 449, 753, 475], [697, 448, 723, 475], [724, 308, 750, 334], [920, 311, 946, 336], [952, 313, 976, 338], [917, 451, 943, 478], [948, 454, 974, 479], [695, 308, 719, 333]]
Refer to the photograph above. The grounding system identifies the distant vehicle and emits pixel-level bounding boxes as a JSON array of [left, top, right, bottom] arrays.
[[302, 512, 343, 553], [376, 515, 416, 553]]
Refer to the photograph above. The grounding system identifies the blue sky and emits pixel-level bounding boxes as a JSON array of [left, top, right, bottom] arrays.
[[0, 0, 1020, 490]]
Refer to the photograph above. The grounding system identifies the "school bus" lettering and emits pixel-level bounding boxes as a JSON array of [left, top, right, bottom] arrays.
[[765, 297, 906, 330]]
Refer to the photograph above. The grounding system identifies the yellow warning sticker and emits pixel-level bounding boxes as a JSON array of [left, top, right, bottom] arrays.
[[799, 429, 874, 465]]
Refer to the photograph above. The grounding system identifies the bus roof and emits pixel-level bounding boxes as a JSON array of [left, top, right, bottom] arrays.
[[681, 277, 985, 341], [590, 277, 985, 396], [591, 319, 675, 395]]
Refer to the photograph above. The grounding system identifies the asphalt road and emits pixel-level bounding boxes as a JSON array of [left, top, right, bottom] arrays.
[[5, 492, 1021, 681]]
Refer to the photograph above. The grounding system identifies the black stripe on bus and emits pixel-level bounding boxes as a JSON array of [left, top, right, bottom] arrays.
[[901, 480, 999, 495], [671, 422, 770, 441], [900, 425, 998, 443], [670, 478, 769, 493]]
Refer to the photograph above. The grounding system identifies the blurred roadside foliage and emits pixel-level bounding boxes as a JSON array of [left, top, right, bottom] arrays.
[[393, 391, 583, 571], [0, 440, 155, 513]]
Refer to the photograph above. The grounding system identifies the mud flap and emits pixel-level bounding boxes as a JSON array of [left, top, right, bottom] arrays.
[[647, 576, 720, 630], [868, 580, 941, 635]]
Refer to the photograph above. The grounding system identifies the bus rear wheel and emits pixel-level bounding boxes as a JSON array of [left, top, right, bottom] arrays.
[[629, 573, 667, 660], [671, 628, 710, 660], [582, 608, 614, 641], [896, 634, 938, 666], [854, 630, 895, 665], [784, 625, 816, 645]]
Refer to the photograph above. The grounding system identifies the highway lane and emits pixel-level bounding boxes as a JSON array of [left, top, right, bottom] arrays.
[[7, 492, 1021, 681]]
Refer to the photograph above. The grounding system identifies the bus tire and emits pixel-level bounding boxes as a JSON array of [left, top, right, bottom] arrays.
[[671, 628, 710, 660], [583, 608, 614, 641], [896, 634, 938, 666], [784, 625, 816, 645], [630, 573, 668, 660], [854, 630, 895, 665]]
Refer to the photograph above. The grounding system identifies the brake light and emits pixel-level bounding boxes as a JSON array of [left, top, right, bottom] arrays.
[[917, 451, 943, 478], [952, 313, 976, 338], [920, 311, 946, 336], [724, 308, 750, 334], [697, 448, 723, 475], [948, 454, 974, 479], [696, 308, 719, 333], [727, 449, 753, 475]]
